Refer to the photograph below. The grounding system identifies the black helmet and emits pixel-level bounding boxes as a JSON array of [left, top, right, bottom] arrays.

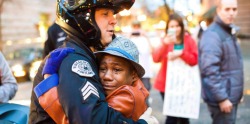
[[56, 0, 135, 50]]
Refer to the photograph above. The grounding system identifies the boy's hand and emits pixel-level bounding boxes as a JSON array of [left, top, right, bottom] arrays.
[[42, 47, 75, 75], [139, 107, 159, 124]]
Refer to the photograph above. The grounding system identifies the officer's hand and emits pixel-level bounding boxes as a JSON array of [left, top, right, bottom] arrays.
[[139, 107, 159, 124], [42, 47, 75, 75]]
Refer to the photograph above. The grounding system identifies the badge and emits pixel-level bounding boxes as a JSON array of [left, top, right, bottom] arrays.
[[81, 81, 99, 100], [72, 60, 95, 77]]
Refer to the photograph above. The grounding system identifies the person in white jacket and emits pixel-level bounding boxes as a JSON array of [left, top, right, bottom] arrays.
[[130, 21, 153, 105], [0, 52, 18, 103]]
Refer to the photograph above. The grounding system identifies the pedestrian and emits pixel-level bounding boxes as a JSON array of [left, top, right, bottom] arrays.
[[29, 0, 158, 124], [198, 0, 243, 124], [129, 20, 153, 96], [0, 51, 29, 123], [0, 51, 18, 103], [152, 13, 198, 124], [35, 36, 152, 123], [43, 22, 66, 58]]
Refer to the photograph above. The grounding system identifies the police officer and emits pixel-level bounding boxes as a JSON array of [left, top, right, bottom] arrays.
[[29, 0, 158, 123]]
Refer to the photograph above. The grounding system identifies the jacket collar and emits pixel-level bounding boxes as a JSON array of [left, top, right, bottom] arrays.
[[65, 36, 96, 62], [215, 16, 240, 35]]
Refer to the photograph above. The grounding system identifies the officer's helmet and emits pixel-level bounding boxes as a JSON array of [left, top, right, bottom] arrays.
[[56, 0, 134, 50]]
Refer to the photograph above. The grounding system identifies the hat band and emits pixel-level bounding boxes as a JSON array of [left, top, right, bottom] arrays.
[[105, 47, 135, 61]]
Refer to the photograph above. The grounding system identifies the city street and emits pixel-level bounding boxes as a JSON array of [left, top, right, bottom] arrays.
[[10, 39, 250, 124]]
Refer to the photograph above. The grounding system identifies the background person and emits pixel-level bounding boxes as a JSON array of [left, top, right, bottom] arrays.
[[43, 22, 66, 58], [152, 13, 198, 124], [198, 0, 243, 123], [0, 52, 18, 103], [129, 21, 153, 93]]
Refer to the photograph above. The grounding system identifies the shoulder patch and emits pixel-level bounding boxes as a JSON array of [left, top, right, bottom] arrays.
[[72, 60, 95, 77], [81, 81, 100, 101]]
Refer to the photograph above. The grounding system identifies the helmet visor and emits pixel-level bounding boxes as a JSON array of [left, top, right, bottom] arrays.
[[63, 0, 90, 10]]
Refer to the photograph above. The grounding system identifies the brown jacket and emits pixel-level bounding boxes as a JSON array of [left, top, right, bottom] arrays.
[[106, 79, 149, 121]]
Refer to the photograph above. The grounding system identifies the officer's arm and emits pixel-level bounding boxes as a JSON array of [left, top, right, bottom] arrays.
[[57, 54, 147, 124]]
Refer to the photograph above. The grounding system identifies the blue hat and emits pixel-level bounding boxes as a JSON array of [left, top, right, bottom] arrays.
[[94, 36, 145, 78]]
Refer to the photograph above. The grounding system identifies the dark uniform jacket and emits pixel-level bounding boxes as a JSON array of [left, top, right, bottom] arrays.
[[199, 16, 244, 106], [29, 37, 147, 124]]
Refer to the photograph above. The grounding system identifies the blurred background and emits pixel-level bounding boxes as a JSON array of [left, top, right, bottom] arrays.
[[1, 0, 250, 123]]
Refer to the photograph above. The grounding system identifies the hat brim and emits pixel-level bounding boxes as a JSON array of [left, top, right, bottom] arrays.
[[95, 51, 145, 78]]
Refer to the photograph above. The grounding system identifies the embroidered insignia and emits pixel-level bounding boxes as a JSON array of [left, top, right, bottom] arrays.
[[72, 60, 95, 77], [81, 81, 99, 100]]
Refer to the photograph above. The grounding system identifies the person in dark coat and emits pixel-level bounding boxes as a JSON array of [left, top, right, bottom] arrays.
[[43, 22, 66, 58], [199, 0, 244, 123]]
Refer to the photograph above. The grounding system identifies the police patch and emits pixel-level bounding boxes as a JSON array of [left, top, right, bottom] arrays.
[[72, 60, 95, 77]]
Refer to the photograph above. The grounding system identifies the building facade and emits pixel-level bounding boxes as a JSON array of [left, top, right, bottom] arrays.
[[234, 0, 250, 37], [1, 0, 56, 45]]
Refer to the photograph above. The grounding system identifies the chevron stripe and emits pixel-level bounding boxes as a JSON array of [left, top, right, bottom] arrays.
[[81, 81, 99, 100]]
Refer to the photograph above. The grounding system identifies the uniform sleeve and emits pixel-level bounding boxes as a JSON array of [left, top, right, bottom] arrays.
[[152, 38, 169, 63], [58, 54, 146, 124], [0, 52, 18, 103], [199, 31, 228, 102], [180, 35, 198, 66]]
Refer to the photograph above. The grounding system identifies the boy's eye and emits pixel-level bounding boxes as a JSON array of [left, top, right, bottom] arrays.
[[99, 67, 106, 72], [114, 68, 122, 72]]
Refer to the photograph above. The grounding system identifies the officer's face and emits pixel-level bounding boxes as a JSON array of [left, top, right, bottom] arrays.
[[217, 0, 238, 25], [99, 54, 137, 96], [95, 8, 117, 47]]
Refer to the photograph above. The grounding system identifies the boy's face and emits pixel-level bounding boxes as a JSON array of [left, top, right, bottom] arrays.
[[95, 8, 117, 47], [99, 54, 136, 96]]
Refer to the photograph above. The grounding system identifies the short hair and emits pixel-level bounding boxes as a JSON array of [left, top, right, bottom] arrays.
[[216, 0, 238, 8]]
